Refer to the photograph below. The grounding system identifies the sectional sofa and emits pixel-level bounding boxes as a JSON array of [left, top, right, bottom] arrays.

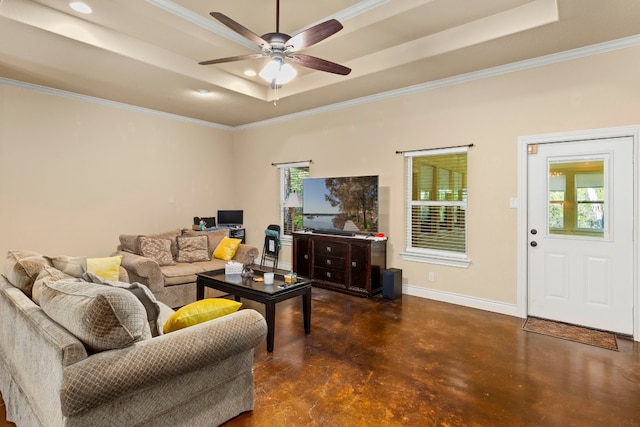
[[0, 250, 267, 426], [115, 228, 259, 308]]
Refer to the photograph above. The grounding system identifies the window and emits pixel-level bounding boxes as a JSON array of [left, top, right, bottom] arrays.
[[277, 162, 310, 243], [402, 147, 469, 267]]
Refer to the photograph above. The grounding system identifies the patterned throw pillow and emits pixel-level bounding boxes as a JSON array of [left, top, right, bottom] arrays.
[[181, 228, 229, 255], [119, 229, 181, 257], [175, 236, 209, 263], [138, 237, 175, 266], [83, 271, 164, 337], [40, 280, 151, 352]]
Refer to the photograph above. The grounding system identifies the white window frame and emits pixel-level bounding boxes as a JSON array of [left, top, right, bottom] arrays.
[[400, 146, 471, 268], [277, 161, 310, 245]]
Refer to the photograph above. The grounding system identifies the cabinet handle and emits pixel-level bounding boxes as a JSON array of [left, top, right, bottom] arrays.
[[304, 254, 308, 259], [327, 272, 331, 278], [326, 246, 331, 252], [351, 261, 357, 267], [327, 259, 331, 265]]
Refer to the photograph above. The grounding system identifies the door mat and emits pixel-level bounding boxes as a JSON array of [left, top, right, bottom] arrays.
[[523, 317, 618, 351]]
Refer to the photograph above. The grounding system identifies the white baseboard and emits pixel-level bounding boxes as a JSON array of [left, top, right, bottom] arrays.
[[403, 284, 522, 318]]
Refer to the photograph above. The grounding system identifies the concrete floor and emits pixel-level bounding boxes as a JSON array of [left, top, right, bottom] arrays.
[[2, 287, 639, 426]]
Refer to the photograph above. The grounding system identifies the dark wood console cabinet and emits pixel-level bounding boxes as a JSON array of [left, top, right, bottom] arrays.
[[293, 232, 387, 297]]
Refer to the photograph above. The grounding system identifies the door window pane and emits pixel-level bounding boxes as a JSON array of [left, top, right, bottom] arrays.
[[548, 160, 605, 237]]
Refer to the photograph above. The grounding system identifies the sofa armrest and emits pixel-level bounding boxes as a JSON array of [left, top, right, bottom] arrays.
[[61, 309, 267, 417], [114, 250, 164, 295], [233, 244, 259, 264]]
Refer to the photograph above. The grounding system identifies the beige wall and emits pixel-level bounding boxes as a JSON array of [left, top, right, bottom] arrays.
[[2, 45, 639, 308], [234, 45, 640, 306], [0, 84, 234, 262]]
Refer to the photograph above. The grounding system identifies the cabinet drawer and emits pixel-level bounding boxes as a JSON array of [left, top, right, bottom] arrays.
[[313, 254, 346, 271], [314, 242, 346, 258], [313, 267, 345, 283]]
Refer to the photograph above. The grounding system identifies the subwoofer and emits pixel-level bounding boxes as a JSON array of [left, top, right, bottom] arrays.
[[382, 268, 402, 300]]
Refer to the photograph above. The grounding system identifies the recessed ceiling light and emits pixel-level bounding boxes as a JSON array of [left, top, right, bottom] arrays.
[[69, 2, 92, 14], [196, 89, 211, 95], [244, 69, 257, 77]]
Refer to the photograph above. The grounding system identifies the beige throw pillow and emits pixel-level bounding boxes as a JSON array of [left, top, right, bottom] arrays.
[[46, 255, 87, 278], [32, 266, 81, 305], [176, 235, 209, 263], [4, 250, 52, 297], [138, 237, 175, 266], [40, 280, 151, 352]]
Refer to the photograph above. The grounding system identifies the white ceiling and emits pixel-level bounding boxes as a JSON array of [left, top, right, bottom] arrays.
[[1, 0, 639, 127]]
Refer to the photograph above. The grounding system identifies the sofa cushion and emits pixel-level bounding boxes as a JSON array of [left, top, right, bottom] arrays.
[[87, 255, 122, 280], [175, 235, 209, 263], [139, 237, 175, 266], [4, 250, 52, 296], [40, 280, 151, 352], [163, 298, 242, 333], [32, 266, 82, 305], [182, 228, 228, 255], [46, 255, 87, 277], [213, 237, 242, 261]]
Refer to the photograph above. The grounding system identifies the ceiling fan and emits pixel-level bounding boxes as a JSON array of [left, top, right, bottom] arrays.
[[199, 0, 351, 87]]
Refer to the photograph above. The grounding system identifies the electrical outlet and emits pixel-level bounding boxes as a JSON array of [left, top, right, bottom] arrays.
[[428, 272, 435, 282]]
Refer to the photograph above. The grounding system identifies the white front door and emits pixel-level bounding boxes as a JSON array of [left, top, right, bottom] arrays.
[[527, 137, 634, 334]]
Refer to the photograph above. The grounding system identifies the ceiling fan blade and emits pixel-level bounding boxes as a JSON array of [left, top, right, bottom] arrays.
[[290, 54, 351, 76], [210, 12, 271, 49], [286, 19, 343, 51], [199, 53, 264, 66]]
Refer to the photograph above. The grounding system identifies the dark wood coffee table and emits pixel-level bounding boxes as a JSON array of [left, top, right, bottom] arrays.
[[196, 270, 312, 352]]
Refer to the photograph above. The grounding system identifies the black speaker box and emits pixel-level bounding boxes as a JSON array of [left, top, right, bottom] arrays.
[[382, 268, 402, 300]]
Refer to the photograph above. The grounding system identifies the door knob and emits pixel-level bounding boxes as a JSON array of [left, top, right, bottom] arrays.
[[530, 241, 538, 247], [530, 229, 537, 235]]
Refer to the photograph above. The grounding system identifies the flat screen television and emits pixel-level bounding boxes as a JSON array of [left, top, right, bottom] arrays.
[[302, 175, 378, 235], [217, 210, 243, 227]]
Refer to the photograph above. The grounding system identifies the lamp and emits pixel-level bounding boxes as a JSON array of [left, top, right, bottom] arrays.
[[259, 57, 297, 86], [283, 192, 302, 234]]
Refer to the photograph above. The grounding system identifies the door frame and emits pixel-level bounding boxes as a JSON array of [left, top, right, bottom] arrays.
[[517, 125, 640, 341]]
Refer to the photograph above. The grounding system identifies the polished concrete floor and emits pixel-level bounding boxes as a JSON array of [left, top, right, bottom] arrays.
[[2, 288, 639, 426]]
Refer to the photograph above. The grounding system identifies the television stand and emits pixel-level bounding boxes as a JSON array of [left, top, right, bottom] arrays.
[[293, 233, 386, 297]]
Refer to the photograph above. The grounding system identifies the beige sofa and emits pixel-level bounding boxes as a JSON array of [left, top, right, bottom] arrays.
[[115, 228, 259, 308], [0, 250, 267, 427]]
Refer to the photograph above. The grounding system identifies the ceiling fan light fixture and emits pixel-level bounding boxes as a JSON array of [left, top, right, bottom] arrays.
[[259, 59, 297, 85]]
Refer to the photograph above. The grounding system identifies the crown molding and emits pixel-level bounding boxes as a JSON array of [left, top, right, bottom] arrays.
[[0, 77, 233, 131], [236, 34, 640, 130]]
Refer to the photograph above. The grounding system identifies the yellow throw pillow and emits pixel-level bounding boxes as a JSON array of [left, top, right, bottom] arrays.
[[163, 298, 242, 333], [86, 255, 122, 281], [212, 236, 242, 261]]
